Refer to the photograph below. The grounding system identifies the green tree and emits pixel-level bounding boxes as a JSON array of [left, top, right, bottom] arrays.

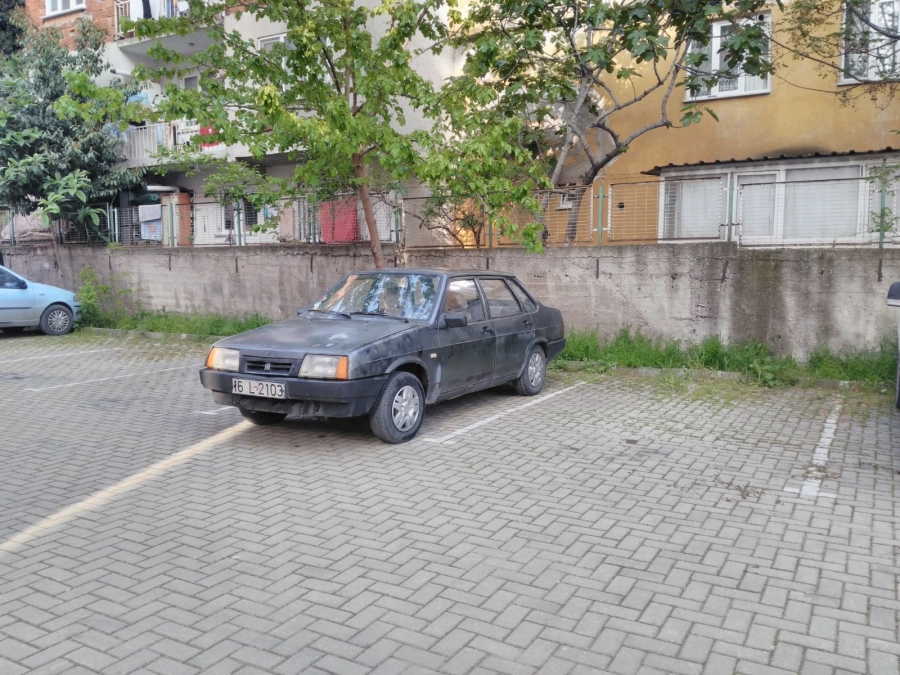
[[0, 18, 144, 240], [442, 0, 776, 231], [133, 0, 455, 268], [0, 0, 22, 57]]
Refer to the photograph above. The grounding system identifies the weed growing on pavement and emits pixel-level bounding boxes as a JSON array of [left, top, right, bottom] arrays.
[[559, 329, 896, 388]]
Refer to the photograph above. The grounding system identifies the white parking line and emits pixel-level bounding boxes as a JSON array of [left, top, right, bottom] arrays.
[[785, 402, 841, 499], [423, 382, 585, 446], [0, 348, 125, 365], [0, 421, 250, 560], [24, 364, 202, 392], [194, 407, 235, 416]]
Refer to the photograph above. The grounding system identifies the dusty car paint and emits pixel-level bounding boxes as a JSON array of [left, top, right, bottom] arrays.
[[199, 268, 565, 421]]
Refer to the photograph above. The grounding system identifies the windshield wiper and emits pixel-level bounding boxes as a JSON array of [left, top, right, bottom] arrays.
[[307, 309, 351, 319], [350, 311, 409, 323]]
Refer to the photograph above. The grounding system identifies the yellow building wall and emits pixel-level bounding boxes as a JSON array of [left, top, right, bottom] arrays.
[[591, 7, 900, 244]]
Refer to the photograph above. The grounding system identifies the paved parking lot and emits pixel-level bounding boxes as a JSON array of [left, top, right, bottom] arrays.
[[1, 331, 899, 675]]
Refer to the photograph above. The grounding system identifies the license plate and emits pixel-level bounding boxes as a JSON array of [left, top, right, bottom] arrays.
[[232, 379, 286, 399]]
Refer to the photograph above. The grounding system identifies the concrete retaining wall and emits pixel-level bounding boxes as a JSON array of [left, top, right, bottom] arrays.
[[2, 242, 895, 359]]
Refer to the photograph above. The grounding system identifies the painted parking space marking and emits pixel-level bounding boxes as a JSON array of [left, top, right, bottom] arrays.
[[423, 382, 585, 445], [0, 348, 125, 365], [785, 402, 841, 499], [0, 421, 250, 560], [25, 364, 202, 392], [194, 407, 236, 416]]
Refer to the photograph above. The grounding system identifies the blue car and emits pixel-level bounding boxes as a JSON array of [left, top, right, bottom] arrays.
[[0, 265, 81, 335]]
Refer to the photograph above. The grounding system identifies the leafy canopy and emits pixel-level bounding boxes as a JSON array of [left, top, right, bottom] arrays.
[[0, 19, 144, 227]]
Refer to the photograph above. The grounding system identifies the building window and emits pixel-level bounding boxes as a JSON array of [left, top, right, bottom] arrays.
[[842, 0, 900, 82], [557, 189, 577, 210], [183, 75, 200, 91], [46, 0, 84, 16], [686, 16, 771, 100]]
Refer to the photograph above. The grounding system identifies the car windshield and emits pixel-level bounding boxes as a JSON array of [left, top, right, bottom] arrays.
[[312, 273, 440, 321]]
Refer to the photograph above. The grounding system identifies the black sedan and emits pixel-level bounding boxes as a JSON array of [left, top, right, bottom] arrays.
[[199, 269, 566, 443]]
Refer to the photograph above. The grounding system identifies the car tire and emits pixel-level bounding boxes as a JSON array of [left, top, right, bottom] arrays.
[[515, 345, 546, 396], [895, 358, 900, 410], [1, 327, 25, 334], [370, 372, 425, 444], [39, 304, 73, 336], [239, 408, 287, 425]]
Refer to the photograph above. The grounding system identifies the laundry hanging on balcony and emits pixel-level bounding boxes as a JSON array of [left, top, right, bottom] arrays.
[[138, 204, 163, 241]]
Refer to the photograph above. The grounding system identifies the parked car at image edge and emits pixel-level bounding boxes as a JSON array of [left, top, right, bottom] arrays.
[[0, 265, 80, 335], [200, 269, 566, 443]]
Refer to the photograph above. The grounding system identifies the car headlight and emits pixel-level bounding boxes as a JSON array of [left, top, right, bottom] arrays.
[[206, 347, 240, 372], [299, 355, 348, 379]]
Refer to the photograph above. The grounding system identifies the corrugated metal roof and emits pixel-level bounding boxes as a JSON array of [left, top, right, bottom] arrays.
[[642, 147, 900, 175]]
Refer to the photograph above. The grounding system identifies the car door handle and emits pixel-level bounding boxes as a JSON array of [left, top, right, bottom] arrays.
[[523, 319, 533, 327], [482, 326, 495, 335]]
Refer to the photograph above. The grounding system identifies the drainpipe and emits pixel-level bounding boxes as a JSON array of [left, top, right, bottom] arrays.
[[596, 181, 603, 246], [880, 159, 887, 250], [725, 172, 735, 243]]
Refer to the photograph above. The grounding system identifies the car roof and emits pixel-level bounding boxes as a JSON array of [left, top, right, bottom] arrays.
[[351, 268, 516, 278]]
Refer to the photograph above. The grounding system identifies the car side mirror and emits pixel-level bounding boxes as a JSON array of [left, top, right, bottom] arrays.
[[443, 312, 467, 328]]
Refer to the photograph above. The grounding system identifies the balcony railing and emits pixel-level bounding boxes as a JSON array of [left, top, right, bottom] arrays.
[[114, 0, 190, 40], [120, 121, 221, 166]]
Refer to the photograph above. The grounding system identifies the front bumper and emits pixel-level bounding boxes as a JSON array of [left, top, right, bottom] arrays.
[[199, 368, 389, 418]]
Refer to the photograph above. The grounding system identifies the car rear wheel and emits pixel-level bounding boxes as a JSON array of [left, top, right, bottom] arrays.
[[515, 345, 546, 396], [370, 372, 425, 443], [239, 408, 287, 425], [40, 304, 73, 336]]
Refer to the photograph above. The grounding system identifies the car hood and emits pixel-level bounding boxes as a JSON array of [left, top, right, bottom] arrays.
[[215, 316, 421, 357]]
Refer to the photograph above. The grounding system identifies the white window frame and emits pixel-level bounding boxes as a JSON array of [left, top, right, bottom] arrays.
[[840, 0, 900, 84], [660, 159, 894, 245], [258, 34, 291, 90], [45, 0, 85, 17], [556, 189, 577, 210], [182, 75, 200, 91], [685, 15, 771, 101]]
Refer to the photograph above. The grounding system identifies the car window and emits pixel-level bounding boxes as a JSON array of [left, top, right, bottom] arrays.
[[0, 268, 20, 289], [443, 279, 486, 322], [480, 278, 522, 318], [508, 280, 538, 312]]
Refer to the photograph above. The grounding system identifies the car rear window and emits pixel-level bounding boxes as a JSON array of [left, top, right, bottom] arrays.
[[508, 280, 538, 312]]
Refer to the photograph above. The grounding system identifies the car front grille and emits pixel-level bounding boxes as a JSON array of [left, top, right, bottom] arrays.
[[244, 358, 295, 376]]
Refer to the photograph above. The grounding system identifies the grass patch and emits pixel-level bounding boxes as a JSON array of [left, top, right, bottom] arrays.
[[109, 310, 270, 337], [76, 265, 270, 337], [558, 329, 897, 388]]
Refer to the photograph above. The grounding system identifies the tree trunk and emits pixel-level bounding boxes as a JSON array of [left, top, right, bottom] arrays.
[[352, 154, 387, 269]]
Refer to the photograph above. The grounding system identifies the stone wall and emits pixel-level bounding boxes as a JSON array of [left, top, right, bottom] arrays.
[[2, 242, 896, 359]]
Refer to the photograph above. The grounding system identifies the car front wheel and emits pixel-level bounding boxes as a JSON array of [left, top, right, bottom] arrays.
[[370, 372, 425, 443], [515, 345, 546, 396], [40, 304, 73, 336], [239, 408, 287, 425]]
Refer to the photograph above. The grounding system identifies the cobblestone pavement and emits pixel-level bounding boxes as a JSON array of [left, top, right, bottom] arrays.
[[1, 331, 899, 675]]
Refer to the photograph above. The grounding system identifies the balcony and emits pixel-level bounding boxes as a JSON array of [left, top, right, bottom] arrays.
[[114, 0, 215, 57], [119, 121, 226, 168]]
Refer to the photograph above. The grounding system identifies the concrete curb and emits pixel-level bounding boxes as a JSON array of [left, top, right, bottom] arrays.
[[555, 361, 887, 390], [85, 327, 227, 342], [556, 361, 742, 380]]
